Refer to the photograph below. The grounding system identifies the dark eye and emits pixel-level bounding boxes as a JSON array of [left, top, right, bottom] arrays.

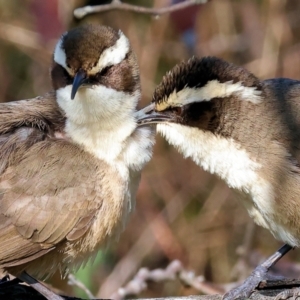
[[99, 65, 111, 77], [172, 106, 183, 115], [62, 68, 72, 84]]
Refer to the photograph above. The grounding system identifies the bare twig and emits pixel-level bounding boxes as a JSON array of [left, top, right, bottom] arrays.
[[231, 221, 256, 281], [109, 262, 300, 300], [2, 274, 300, 300], [74, 0, 209, 19], [0, 22, 52, 64], [110, 260, 224, 300], [179, 269, 223, 295], [68, 274, 95, 299]]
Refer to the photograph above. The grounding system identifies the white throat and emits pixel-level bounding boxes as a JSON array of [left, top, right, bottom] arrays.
[[157, 123, 262, 190], [56, 84, 141, 164]]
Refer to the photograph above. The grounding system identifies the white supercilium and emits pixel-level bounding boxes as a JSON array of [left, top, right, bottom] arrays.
[[157, 80, 262, 111], [53, 30, 130, 76], [89, 30, 130, 75]]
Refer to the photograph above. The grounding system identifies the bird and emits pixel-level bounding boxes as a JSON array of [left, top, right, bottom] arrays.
[[0, 24, 154, 299], [137, 56, 300, 299]]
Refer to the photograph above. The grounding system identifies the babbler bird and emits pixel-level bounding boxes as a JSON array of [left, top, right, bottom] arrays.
[[0, 24, 153, 299], [138, 56, 300, 299]]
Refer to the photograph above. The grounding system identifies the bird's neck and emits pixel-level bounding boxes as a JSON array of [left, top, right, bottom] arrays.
[[157, 123, 262, 192], [56, 85, 151, 167]]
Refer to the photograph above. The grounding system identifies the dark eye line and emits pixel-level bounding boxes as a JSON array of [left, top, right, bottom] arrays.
[[63, 68, 73, 84], [83, 65, 114, 85], [99, 65, 113, 77], [165, 106, 183, 115]]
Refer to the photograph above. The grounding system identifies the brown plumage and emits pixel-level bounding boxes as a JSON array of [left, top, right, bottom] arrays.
[[0, 24, 154, 284], [138, 56, 300, 299], [0, 94, 125, 278], [145, 57, 300, 246]]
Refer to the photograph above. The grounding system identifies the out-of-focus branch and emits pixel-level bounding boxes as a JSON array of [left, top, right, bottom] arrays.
[[68, 274, 95, 299], [110, 260, 222, 300], [108, 260, 300, 300], [74, 0, 209, 19], [0, 22, 52, 64], [2, 276, 300, 300]]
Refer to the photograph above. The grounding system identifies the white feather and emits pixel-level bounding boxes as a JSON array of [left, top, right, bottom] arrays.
[[89, 30, 130, 75], [56, 84, 154, 190], [157, 123, 299, 246], [157, 80, 262, 111], [53, 34, 73, 75], [53, 30, 130, 77]]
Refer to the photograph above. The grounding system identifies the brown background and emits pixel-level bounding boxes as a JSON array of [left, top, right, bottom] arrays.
[[1, 0, 300, 298]]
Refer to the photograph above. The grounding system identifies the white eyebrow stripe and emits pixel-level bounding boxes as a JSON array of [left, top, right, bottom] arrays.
[[88, 30, 130, 75], [53, 33, 73, 75], [157, 80, 262, 111]]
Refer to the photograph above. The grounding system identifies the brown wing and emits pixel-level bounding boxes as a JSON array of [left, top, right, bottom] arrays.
[[0, 92, 65, 135], [0, 96, 107, 268], [264, 78, 300, 163], [0, 138, 106, 268]]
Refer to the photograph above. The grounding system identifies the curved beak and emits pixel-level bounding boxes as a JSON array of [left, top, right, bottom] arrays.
[[137, 104, 178, 126], [71, 69, 87, 100]]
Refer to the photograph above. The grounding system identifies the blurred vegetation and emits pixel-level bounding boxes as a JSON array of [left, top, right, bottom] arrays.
[[1, 0, 300, 298]]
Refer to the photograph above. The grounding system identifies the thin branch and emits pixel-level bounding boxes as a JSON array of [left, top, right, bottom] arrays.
[[68, 274, 95, 299], [110, 260, 222, 300], [2, 276, 300, 300], [74, 0, 209, 19]]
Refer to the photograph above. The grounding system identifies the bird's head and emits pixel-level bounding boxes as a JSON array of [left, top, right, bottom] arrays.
[[51, 24, 140, 123], [138, 56, 263, 131]]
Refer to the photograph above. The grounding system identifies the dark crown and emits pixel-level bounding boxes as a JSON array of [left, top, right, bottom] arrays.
[[61, 25, 119, 71], [152, 56, 262, 104]]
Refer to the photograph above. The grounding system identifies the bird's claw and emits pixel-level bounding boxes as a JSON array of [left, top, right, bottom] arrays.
[[275, 288, 300, 300]]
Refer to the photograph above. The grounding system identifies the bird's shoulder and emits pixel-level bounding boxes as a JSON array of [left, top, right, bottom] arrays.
[[0, 91, 65, 135]]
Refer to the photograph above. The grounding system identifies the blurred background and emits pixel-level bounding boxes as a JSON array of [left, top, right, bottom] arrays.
[[1, 0, 300, 298]]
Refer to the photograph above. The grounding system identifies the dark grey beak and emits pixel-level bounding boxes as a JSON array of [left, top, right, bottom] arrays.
[[137, 104, 178, 126], [71, 69, 87, 100]]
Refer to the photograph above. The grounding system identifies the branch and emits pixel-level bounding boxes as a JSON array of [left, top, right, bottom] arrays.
[[110, 260, 221, 300], [68, 274, 95, 299], [74, 0, 209, 19], [1, 277, 300, 300], [108, 260, 300, 300]]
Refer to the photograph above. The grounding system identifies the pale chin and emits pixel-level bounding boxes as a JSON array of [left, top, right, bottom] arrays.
[[56, 84, 140, 124]]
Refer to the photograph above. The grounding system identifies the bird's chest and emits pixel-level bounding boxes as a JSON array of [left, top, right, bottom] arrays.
[[65, 122, 127, 162], [88, 160, 134, 238]]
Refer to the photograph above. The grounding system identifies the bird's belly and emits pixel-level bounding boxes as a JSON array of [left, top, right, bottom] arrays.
[[237, 190, 300, 247]]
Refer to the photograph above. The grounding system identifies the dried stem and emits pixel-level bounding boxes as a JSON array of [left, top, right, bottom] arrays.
[[110, 260, 222, 300], [68, 274, 95, 299], [74, 0, 209, 19]]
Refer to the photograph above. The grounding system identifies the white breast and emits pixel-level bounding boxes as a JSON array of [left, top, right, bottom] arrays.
[[156, 123, 300, 246], [56, 82, 154, 214]]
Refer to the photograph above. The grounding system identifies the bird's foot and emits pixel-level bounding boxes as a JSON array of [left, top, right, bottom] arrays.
[[0, 275, 21, 288], [0, 275, 9, 283], [223, 244, 293, 300], [275, 288, 300, 300], [223, 264, 269, 300]]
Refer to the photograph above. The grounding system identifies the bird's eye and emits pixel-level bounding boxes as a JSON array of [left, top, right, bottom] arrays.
[[99, 66, 111, 77], [172, 106, 183, 115]]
